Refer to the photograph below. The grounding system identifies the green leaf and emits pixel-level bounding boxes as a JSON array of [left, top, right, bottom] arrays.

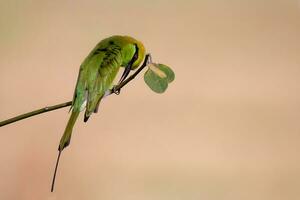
[[157, 64, 175, 83], [144, 67, 168, 93], [143, 63, 175, 93]]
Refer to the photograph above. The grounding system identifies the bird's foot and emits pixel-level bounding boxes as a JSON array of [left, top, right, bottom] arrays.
[[111, 86, 120, 95]]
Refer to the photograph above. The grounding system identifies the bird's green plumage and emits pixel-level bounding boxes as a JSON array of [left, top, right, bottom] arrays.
[[58, 35, 146, 151], [52, 35, 146, 192]]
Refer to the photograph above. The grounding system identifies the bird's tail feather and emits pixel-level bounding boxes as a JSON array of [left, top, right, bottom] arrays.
[[58, 111, 80, 151], [52, 111, 80, 192]]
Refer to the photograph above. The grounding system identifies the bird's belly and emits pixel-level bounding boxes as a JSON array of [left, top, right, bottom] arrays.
[[79, 100, 87, 111]]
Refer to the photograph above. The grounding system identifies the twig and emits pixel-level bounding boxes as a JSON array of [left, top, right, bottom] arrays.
[[0, 101, 72, 127], [0, 54, 151, 127]]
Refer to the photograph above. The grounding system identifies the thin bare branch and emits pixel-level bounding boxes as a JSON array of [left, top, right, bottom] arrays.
[[0, 54, 151, 127]]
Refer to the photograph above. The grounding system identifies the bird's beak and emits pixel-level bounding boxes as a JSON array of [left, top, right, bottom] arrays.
[[118, 63, 132, 84]]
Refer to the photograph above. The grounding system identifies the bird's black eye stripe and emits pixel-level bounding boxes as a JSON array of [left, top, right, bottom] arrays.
[[130, 43, 139, 64]]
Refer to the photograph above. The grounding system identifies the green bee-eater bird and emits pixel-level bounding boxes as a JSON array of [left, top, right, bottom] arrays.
[[51, 35, 146, 191]]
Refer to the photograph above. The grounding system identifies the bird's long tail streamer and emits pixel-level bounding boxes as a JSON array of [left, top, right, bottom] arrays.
[[51, 150, 62, 192], [51, 111, 80, 192]]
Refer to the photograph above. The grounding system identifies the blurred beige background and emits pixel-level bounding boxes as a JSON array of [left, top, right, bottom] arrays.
[[1, 0, 300, 199]]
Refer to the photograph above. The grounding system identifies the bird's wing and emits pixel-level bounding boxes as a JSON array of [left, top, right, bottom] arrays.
[[69, 66, 86, 112], [84, 44, 123, 121]]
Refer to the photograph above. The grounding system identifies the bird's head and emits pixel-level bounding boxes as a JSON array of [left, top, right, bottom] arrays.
[[117, 36, 146, 83], [119, 36, 146, 70]]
